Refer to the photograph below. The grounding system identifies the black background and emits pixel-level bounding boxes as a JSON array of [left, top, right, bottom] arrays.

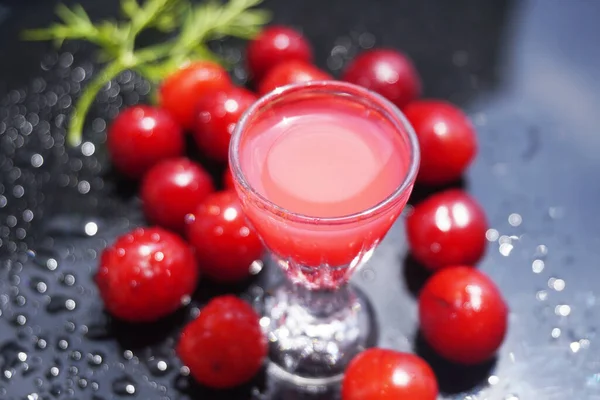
[[0, 0, 599, 399]]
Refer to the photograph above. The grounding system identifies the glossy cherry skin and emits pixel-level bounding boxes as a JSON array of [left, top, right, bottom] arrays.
[[186, 191, 263, 283], [406, 189, 487, 271], [247, 25, 313, 81], [342, 348, 438, 400], [258, 60, 332, 96], [222, 168, 235, 190], [342, 49, 421, 110], [419, 266, 508, 365], [177, 295, 267, 389], [404, 100, 477, 185], [193, 86, 257, 162], [107, 105, 184, 179], [141, 158, 215, 232], [95, 227, 198, 322], [159, 61, 232, 129]]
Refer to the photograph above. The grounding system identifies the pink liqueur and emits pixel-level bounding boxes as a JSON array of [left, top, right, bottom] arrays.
[[237, 93, 413, 286]]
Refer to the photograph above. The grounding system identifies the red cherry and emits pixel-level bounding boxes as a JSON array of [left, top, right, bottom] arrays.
[[141, 158, 215, 232], [186, 191, 263, 283], [223, 168, 235, 190], [342, 49, 421, 110], [406, 189, 487, 271], [159, 61, 232, 129], [404, 100, 477, 185], [342, 348, 438, 400], [247, 25, 313, 81], [419, 266, 508, 365], [107, 105, 184, 179], [177, 295, 267, 389], [95, 227, 198, 322], [258, 60, 332, 96], [193, 86, 257, 162]]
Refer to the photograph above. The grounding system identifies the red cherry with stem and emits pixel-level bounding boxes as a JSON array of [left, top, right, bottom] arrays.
[[223, 168, 235, 190], [258, 60, 332, 96], [406, 189, 487, 271], [186, 191, 263, 283], [193, 86, 257, 162], [141, 157, 215, 232], [107, 105, 184, 179], [177, 295, 267, 389], [404, 100, 477, 185], [342, 348, 438, 400], [247, 25, 313, 81], [159, 61, 232, 130], [419, 266, 508, 365], [342, 49, 421, 110], [95, 227, 198, 322]]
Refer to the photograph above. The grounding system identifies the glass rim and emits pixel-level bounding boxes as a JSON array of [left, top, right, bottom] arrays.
[[229, 80, 420, 225]]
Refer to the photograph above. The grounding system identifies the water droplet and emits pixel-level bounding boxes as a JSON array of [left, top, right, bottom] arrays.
[[47, 366, 60, 378], [36, 338, 47, 350], [249, 259, 263, 275], [569, 341, 581, 353], [31, 153, 44, 168], [78, 180, 91, 194], [499, 242, 513, 256], [548, 206, 564, 219], [47, 258, 58, 271], [70, 350, 82, 361], [59, 272, 76, 286], [532, 259, 545, 273], [64, 321, 76, 332], [14, 314, 27, 326], [57, 339, 69, 351], [555, 304, 571, 316], [358, 32, 375, 49], [551, 327, 561, 338], [87, 352, 104, 367], [360, 268, 375, 282], [112, 375, 137, 396], [485, 228, 499, 241], [548, 277, 565, 291], [508, 213, 522, 227], [81, 142, 95, 156], [148, 357, 170, 376], [84, 222, 98, 236], [46, 295, 76, 313], [535, 244, 548, 258]]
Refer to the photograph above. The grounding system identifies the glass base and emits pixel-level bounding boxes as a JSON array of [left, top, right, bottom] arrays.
[[261, 281, 376, 387]]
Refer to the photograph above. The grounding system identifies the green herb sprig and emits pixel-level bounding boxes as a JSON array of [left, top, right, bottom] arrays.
[[24, 0, 270, 147]]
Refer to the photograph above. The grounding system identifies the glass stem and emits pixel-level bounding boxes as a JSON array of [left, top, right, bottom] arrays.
[[288, 281, 355, 319], [264, 278, 373, 384]]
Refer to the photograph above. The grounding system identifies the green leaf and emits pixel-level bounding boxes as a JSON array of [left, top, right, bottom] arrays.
[[129, 0, 180, 36], [121, 0, 141, 19], [22, 0, 270, 146]]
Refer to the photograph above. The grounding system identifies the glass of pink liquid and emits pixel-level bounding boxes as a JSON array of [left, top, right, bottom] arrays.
[[229, 80, 419, 386]]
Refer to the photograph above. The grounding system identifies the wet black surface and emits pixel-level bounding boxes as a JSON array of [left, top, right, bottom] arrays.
[[1, 0, 600, 399]]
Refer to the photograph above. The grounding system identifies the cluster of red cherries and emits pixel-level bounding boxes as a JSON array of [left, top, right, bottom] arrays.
[[95, 25, 508, 398]]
